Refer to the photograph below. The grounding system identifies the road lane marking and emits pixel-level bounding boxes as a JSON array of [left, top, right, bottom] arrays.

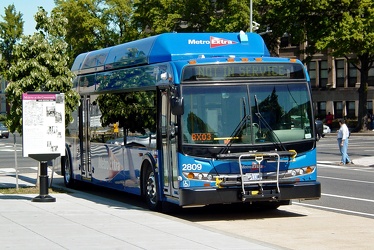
[[318, 175, 374, 184], [0, 149, 22, 152], [0, 167, 52, 173], [294, 202, 374, 218], [322, 193, 374, 203], [318, 163, 374, 172], [0, 168, 18, 173]]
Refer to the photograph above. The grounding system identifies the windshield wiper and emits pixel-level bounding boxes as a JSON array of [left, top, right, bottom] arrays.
[[254, 95, 287, 152], [219, 97, 249, 155]]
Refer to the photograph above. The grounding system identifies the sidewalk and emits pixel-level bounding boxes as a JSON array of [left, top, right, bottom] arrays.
[[349, 155, 374, 167], [0, 174, 281, 250]]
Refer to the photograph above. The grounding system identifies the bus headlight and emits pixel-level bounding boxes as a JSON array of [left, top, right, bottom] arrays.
[[284, 166, 316, 178], [183, 172, 213, 181]]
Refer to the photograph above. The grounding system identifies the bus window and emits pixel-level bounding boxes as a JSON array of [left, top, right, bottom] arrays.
[[181, 83, 313, 145]]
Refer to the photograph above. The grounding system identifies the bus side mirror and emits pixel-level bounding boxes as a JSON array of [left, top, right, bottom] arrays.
[[171, 96, 184, 115]]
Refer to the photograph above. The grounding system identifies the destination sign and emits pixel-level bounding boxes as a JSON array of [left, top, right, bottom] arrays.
[[182, 63, 305, 82]]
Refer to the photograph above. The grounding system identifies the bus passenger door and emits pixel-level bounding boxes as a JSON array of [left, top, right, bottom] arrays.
[[160, 90, 179, 198], [79, 96, 92, 180]]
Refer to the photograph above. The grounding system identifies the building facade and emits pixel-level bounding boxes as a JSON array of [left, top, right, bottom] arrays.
[[279, 43, 374, 122]]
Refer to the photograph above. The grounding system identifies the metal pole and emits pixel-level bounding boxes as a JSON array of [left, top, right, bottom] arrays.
[[250, 0, 253, 32], [14, 134, 18, 190], [32, 161, 56, 202]]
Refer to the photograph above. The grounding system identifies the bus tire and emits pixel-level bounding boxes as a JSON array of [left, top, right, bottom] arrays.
[[61, 148, 75, 188], [144, 166, 162, 211]]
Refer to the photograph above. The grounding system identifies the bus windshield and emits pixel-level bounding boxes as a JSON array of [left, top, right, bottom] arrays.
[[181, 83, 313, 145]]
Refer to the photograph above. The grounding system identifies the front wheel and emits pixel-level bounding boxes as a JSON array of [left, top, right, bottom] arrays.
[[144, 166, 161, 211]]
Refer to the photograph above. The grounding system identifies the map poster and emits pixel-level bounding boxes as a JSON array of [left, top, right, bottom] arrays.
[[22, 92, 65, 158]]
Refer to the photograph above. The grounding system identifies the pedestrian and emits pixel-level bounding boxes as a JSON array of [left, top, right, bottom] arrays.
[[326, 112, 333, 126], [113, 122, 119, 138], [337, 119, 354, 165]]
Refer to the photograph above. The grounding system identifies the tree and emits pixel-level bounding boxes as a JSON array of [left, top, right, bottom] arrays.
[[5, 7, 80, 134], [0, 4, 24, 74], [133, 0, 253, 35], [54, 0, 136, 65], [97, 91, 156, 135], [54, 0, 107, 64], [104, 0, 138, 43], [259, 0, 374, 131], [315, 0, 374, 132]]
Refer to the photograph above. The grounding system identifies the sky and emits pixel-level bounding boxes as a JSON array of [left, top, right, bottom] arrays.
[[0, 1, 56, 36]]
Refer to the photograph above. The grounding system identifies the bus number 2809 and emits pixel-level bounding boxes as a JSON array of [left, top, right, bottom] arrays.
[[182, 164, 203, 171]]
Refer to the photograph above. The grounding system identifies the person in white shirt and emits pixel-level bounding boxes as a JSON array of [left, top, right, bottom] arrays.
[[337, 119, 354, 165]]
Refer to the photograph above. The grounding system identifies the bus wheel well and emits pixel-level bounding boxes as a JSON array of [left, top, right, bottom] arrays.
[[141, 160, 161, 211]]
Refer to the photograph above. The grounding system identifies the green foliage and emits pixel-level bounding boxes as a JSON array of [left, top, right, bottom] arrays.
[[54, 0, 137, 65], [96, 92, 156, 134], [4, 7, 80, 134], [0, 4, 24, 74], [208, 0, 251, 32], [133, 0, 253, 34], [95, 64, 157, 134], [258, 0, 374, 131]]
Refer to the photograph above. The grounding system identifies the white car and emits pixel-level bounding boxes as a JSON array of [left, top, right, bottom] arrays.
[[323, 125, 331, 134]]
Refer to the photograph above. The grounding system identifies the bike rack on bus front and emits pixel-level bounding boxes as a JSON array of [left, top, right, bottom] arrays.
[[238, 152, 280, 201]]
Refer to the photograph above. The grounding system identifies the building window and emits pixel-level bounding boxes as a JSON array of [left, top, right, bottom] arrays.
[[367, 101, 373, 114], [348, 63, 357, 87], [335, 59, 345, 88], [308, 61, 317, 87], [334, 101, 343, 118], [346, 101, 355, 118], [317, 101, 326, 119], [319, 61, 328, 88], [368, 67, 374, 87]]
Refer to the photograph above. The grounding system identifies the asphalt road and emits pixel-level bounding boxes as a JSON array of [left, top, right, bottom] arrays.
[[301, 134, 374, 218], [0, 134, 40, 174]]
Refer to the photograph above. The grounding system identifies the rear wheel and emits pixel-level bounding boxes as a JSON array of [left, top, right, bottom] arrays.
[[61, 149, 75, 188], [144, 166, 161, 211]]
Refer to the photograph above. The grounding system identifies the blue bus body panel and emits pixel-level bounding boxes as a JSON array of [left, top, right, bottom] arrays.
[[178, 150, 317, 187], [71, 32, 270, 74], [176, 150, 320, 206]]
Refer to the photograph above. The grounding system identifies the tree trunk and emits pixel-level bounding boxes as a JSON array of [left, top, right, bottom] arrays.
[[356, 54, 370, 132]]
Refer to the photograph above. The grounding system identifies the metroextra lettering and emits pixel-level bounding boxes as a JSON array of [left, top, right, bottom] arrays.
[[187, 36, 237, 48], [210, 36, 237, 48], [188, 39, 210, 45]]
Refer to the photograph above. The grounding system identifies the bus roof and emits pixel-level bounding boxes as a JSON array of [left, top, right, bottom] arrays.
[[71, 31, 270, 75]]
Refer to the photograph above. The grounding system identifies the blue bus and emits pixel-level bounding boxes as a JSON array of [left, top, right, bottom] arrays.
[[63, 31, 321, 210]]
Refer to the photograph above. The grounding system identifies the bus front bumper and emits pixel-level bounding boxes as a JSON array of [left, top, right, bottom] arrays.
[[178, 181, 321, 207]]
